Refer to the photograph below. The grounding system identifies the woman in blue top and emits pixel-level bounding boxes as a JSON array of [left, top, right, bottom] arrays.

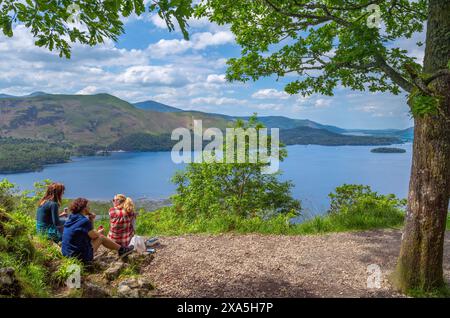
[[62, 198, 134, 264], [36, 183, 67, 243]]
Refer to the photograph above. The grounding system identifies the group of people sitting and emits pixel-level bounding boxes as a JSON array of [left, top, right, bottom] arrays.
[[36, 182, 136, 263]]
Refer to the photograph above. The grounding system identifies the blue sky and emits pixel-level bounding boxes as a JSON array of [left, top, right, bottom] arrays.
[[0, 12, 423, 130]]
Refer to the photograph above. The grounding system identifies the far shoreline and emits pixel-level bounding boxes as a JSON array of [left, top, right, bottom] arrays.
[[0, 142, 412, 175]]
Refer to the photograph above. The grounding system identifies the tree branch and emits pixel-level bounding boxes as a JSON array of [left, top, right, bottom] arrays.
[[374, 54, 413, 92], [424, 69, 450, 85]]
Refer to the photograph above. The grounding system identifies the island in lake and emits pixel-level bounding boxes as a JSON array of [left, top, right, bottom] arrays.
[[371, 147, 407, 153]]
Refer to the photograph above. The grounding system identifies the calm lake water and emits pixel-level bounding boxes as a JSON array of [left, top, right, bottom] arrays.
[[0, 144, 413, 216]]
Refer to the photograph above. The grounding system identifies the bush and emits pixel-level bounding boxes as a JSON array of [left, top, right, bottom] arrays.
[[171, 116, 301, 219], [0, 181, 55, 297], [296, 185, 407, 234]]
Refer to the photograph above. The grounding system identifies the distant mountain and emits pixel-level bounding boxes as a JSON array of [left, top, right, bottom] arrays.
[[346, 127, 414, 142], [0, 92, 408, 150], [134, 100, 183, 112], [0, 94, 15, 99], [393, 127, 414, 141], [0, 91, 49, 99], [280, 126, 400, 146], [0, 93, 228, 147], [132, 99, 413, 141], [240, 116, 346, 133], [27, 91, 49, 97], [134, 100, 347, 133]]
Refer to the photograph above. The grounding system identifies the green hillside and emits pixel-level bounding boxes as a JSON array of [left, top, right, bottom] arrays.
[[0, 93, 229, 147]]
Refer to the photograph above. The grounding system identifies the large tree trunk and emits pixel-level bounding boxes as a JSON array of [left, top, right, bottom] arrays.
[[395, 0, 450, 292]]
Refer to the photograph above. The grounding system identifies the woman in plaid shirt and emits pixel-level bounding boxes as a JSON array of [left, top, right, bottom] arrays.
[[108, 194, 137, 247]]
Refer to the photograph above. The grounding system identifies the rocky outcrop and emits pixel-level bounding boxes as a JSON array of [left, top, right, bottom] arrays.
[[0, 267, 21, 297], [117, 277, 154, 298]]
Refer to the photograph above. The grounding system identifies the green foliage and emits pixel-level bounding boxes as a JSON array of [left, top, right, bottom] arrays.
[[0, 181, 56, 297], [408, 89, 440, 117], [0, 0, 192, 58], [136, 184, 408, 236], [0, 179, 17, 211], [136, 206, 298, 235], [195, 0, 426, 96], [109, 133, 175, 151], [16, 263, 49, 297], [171, 116, 301, 219], [406, 285, 450, 298], [0, 137, 70, 173], [329, 184, 407, 215], [52, 257, 84, 286]]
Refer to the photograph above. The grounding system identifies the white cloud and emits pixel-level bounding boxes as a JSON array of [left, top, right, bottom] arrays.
[[191, 97, 246, 106], [191, 31, 234, 49], [118, 65, 192, 86], [206, 74, 227, 84], [314, 99, 332, 108], [77, 86, 100, 95], [253, 103, 282, 111], [252, 89, 289, 99], [148, 31, 234, 57], [148, 39, 191, 57]]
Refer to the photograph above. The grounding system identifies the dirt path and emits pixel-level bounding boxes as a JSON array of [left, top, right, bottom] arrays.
[[143, 230, 450, 298]]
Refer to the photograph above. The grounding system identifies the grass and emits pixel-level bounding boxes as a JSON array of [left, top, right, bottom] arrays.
[[407, 285, 450, 298], [132, 203, 408, 237]]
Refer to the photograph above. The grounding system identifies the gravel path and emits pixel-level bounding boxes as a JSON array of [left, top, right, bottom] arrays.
[[143, 230, 450, 298]]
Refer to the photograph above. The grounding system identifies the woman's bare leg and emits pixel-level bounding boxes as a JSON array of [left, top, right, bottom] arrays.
[[91, 235, 120, 253]]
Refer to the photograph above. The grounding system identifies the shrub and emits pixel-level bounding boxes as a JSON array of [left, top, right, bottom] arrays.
[[171, 115, 301, 219]]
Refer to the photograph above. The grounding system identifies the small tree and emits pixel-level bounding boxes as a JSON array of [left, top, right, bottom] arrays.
[[171, 116, 301, 219]]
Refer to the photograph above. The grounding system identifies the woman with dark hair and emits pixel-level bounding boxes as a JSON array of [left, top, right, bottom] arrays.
[[36, 183, 67, 242], [62, 198, 134, 263]]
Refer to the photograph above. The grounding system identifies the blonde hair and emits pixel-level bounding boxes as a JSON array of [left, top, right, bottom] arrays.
[[114, 194, 135, 214]]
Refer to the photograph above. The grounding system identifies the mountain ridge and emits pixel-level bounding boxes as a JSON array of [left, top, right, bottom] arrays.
[[134, 98, 413, 138]]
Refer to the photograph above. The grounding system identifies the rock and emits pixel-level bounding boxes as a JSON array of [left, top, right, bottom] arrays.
[[119, 278, 140, 289], [0, 267, 21, 296], [137, 278, 154, 290], [116, 277, 153, 298], [104, 261, 126, 281], [117, 284, 139, 298], [82, 281, 110, 298]]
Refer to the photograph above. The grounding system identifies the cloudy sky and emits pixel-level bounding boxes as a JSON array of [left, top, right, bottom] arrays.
[[0, 12, 423, 130]]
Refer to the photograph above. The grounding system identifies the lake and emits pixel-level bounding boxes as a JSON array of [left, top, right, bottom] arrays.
[[0, 144, 412, 216]]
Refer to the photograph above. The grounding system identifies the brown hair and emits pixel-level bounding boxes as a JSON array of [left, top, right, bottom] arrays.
[[114, 194, 135, 214], [69, 198, 89, 214], [39, 183, 65, 206]]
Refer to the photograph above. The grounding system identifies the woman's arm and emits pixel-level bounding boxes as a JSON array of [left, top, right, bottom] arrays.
[[88, 230, 100, 240], [50, 202, 60, 226]]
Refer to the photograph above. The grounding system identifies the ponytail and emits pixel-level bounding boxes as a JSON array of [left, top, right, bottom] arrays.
[[123, 197, 135, 214], [114, 194, 135, 214]]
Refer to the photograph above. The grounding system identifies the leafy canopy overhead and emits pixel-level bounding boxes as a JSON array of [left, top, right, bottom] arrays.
[[195, 0, 427, 97], [0, 0, 193, 58]]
